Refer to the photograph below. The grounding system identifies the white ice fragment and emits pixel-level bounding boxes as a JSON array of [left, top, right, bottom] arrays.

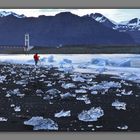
[[96, 125, 103, 128], [91, 91, 98, 95], [121, 90, 133, 96], [46, 89, 61, 95], [55, 110, 71, 118], [60, 92, 75, 99], [61, 83, 76, 89], [0, 75, 6, 83], [47, 83, 52, 87], [75, 89, 87, 94], [36, 89, 44, 94], [48, 55, 55, 62], [78, 107, 104, 122], [14, 106, 21, 112], [0, 117, 8, 122], [72, 75, 85, 82], [112, 100, 126, 110], [5, 93, 11, 97], [10, 104, 15, 107], [117, 125, 128, 130], [89, 81, 121, 91], [24, 116, 58, 130]]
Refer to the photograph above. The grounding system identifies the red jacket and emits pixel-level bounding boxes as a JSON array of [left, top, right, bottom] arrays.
[[34, 54, 39, 61]]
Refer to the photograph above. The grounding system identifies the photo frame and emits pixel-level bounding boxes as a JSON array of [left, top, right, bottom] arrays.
[[0, 0, 140, 139]]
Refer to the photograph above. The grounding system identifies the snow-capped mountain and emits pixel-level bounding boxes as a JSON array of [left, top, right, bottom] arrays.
[[0, 11, 26, 18], [114, 18, 140, 32], [85, 13, 116, 28], [0, 11, 135, 46], [86, 13, 140, 43]]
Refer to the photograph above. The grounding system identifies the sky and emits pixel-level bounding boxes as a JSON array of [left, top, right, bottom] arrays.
[[0, 9, 140, 23]]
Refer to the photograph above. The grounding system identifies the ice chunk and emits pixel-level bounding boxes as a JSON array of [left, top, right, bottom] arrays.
[[24, 116, 58, 130], [36, 89, 44, 94], [0, 75, 6, 83], [112, 100, 126, 110], [75, 89, 87, 94], [55, 110, 71, 118], [89, 81, 121, 91], [91, 58, 108, 66], [5, 93, 11, 97], [78, 107, 104, 122], [72, 75, 85, 82], [16, 80, 28, 85], [45, 89, 61, 95], [121, 90, 133, 96], [76, 95, 91, 104], [0, 117, 8, 122], [14, 106, 21, 112], [60, 92, 75, 99], [61, 83, 76, 89], [48, 55, 54, 62], [60, 59, 72, 64], [117, 125, 128, 130], [91, 91, 98, 95]]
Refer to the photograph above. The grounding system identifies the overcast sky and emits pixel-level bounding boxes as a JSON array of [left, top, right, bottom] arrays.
[[0, 9, 140, 23]]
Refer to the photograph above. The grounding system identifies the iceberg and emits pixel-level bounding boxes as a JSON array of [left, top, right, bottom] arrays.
[[78, 107, 104, 122], [24, 116, 58, 130], [55, 110, 71, 118]]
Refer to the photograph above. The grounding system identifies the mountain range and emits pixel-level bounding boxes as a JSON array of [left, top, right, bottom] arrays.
[[0, 11, 138, 46]]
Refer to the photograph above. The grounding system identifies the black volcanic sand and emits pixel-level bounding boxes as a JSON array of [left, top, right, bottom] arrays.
[[0, 63, 140, 132]]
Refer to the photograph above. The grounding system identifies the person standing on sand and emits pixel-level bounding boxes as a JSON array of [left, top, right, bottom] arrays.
[[33, 53, 40, 65]]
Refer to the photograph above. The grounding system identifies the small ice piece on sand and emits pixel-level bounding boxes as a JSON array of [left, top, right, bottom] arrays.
[[60, 92, 75, 99], [121, 90, 133, 96], [112, 100, 126, 110], [55, 110, 71, 118], [10, 104, 15, 107], [5, 93, 11, 97], [76, 95, 91, 104], [36, 89, 44, 94], [96, 125, 103, 128], [117, 125, 128, 130], [24, 116, 58, 130], [0, 75, 6, 83], [72, 75, 85, 82], [61, 83, 76, 89], [75, 89, 87, 94], [78, 107, 104, 122], [91, 91, 98, 95], [0, 117, 8, 122], [14, 106, 21, 112]]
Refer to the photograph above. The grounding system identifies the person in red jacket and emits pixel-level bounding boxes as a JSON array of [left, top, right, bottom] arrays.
[[33, 53, 40, 65]]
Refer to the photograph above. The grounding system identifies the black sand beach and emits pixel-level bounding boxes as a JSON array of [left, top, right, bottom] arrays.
[[0, 63, 140, 131]]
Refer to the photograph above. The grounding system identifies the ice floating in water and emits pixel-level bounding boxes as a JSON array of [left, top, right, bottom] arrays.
[[0, 117, 8, 122], [117, 125, 128, 130], [61, 83, 76, 89], [78, 107, 104, 122], [112, 100, 126, 110], [48, 55, 55, 63], [55, 110, 71, 118], [24, 116, 58, 130]]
